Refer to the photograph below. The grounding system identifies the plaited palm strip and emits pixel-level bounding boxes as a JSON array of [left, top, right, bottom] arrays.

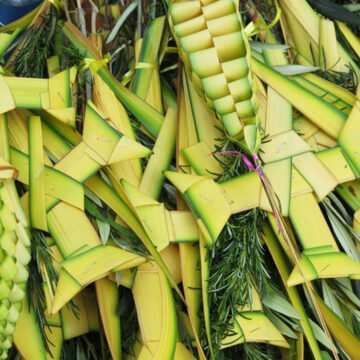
[[0, 115, 31, 360], [170, 0, 259, 137]]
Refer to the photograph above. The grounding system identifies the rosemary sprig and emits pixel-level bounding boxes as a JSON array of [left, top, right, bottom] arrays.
[[308, 43, 358, 93], [316, 66, 358, 94], [204, 209, 271, 358], [62, 43, 85, 68], [199, 133, 276, 359], [27, 229, 81, 357], [12, 8, 57, 78], [212, 136, 252, 183], [27, 229, 59, 356]]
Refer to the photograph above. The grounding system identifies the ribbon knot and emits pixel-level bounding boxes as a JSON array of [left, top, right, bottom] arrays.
[[81, 53, 111, 75]]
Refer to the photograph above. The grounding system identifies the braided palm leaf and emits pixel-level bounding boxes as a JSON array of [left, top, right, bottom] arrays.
[[170, 0, 259, 137], [0, 114, 31, 359]]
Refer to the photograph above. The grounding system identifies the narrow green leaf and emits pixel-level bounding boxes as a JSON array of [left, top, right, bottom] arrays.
[[327, 193, 352, 225], [250, 41, 289, 52], [263, 291, 302, 320], [335, 278, 360, 308], [265, 310, 299, 339], [309, 319, 338, 353], [308, 0, 360, 26], [106, 1, 138, 45], [85, 187, 103, 207], [325, 206, 360, 263], [96, 219, 110, 245], [272, 65, 320, 76], [322, 281, 344, 321]]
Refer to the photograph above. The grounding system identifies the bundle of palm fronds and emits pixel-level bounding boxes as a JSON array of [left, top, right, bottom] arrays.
[[1, 0, 360, 359]]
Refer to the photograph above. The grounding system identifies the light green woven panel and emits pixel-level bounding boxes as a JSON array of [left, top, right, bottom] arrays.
[[0, 181, 30, 359], [170, 0, 259, 137]]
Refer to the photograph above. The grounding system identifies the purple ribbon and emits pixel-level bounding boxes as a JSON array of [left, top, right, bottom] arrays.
[[212, 151, 284, 233]]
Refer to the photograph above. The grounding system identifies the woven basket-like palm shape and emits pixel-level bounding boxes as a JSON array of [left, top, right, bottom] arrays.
[[0, 181, 30, 359], [170, 0, 259, 137]]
